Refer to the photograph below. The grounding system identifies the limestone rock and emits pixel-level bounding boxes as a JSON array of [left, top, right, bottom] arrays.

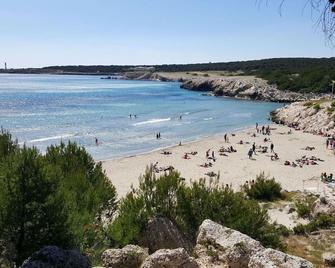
[[323, 252, 335, 267], [21, 246, 90, 268], [249, 248, 314, 268], [272, 101, 335, 136], [180, 77, 312, 102], [195, 219, 264, 267], [312, 195, 335, 217], [141, 248, 198, 268], [102, 244, 148, 268], [139, 215, 193, 253]]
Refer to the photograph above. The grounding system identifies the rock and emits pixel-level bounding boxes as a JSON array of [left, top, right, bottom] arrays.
[[180, 77, 312, 102], [195, 219, 264, 267], [272, 100, 335, 136], [0, 240, 16, 268], [249, 248, 314, 268], [323, 252, 335, 267], [312, 195, 335, 217], [140, 248, 198, 268], [102, 244, 149, 268], [21, 246, 90, 268], [139, 215, 193, 253]]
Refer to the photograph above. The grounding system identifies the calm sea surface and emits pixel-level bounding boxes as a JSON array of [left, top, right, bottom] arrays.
[[0, 74, 283, 160]]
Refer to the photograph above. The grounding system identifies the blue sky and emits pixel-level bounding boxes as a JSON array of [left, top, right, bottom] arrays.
[[0, 0, 334, 68]]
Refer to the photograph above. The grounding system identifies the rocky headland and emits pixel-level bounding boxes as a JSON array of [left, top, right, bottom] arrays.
[[180, 77, 320, 103], [271, 99, 335, 136], [122, 71, 326, 103]]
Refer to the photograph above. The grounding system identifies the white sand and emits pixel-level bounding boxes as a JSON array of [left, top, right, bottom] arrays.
[[102, 125, 335, 197]]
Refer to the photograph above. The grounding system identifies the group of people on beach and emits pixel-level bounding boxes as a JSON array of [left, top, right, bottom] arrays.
[[321, 172, 334, 183], [256, 123, 271, 135]]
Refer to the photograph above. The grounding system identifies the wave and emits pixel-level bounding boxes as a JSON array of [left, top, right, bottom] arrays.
[[203, 117, 213, 121], [26, 134, 75, 143], [133, 118, 171, 126]]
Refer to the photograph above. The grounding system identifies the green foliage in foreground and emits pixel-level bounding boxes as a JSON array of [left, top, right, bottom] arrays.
[[243, 173, 282, 201], [293, 214, 335, 235], [109, 168, 283, 249], [0, 129, 117, 264]]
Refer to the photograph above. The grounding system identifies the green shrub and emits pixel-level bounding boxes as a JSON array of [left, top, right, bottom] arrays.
[[294, 195, 316, 219], [331, 101, 335, 108], [109, 168, 283, 249], [243, 173, 282, 201], [293, 214, 335, 235], [0, 131, 117, 264], [303, 101, 314, 108], [314, 103, 321, 110]]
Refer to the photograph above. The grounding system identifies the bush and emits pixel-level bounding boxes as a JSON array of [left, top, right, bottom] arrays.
[[243, 173, 282, 201], [109, 168, 283, 249], [313, 103, 321, 111], [0, 131, 117, 264], [293, 214, 335, 235], [294, 195, 316, 219]]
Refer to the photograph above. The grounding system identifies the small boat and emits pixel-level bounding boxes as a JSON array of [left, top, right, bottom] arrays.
[[100, 76, 111, 80]]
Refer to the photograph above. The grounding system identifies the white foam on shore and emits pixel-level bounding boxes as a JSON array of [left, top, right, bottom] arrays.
[[25, 134, 75, 143], [133, 118, 171, 126]]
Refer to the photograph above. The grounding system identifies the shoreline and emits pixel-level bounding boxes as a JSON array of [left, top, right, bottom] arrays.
[[102, 124, 335, 197], [99, 124, 255, 163]]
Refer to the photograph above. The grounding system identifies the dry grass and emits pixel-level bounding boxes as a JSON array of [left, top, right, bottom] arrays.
[[284, 231, 335, 267]]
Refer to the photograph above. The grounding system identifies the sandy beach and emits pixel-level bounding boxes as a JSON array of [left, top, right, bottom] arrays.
[[102, 124, 335, 197]]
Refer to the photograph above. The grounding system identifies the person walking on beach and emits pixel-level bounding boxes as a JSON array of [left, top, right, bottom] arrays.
[[270, 143, 274, 153], [256, 122, 258, 133], [252, 142, 256, 155], [224, 134, 227, 143]]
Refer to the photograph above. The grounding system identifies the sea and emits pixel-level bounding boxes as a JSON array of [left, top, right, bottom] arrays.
[[0, 74, 283, 160]]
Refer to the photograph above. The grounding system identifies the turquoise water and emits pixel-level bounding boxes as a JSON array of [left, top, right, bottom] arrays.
[[0, 74, 283, 160]]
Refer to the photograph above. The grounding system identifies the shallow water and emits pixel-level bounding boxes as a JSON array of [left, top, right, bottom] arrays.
[[0, 74, 283, 160]]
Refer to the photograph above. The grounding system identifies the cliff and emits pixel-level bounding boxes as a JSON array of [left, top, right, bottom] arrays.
[[271, 99, 335, 135], [180, 77, 316, 103]]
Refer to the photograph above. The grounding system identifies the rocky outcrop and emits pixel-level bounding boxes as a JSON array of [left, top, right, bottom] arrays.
[[312, 195, 335, 217], [195, 219, 263, 267], [141, 248, 198, 268], [101, 219, 313, 268], [272, 100, 335, 136], [249, 248, 313, 268], [102, 245, 149, 268], [194, 220, 313, 268], [21, 246, 90, 268], [139, 215, 193, 254], [180, 77, 311, 102]]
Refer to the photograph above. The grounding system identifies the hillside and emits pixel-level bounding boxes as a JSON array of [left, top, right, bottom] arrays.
[[1, 57, 335, 94]]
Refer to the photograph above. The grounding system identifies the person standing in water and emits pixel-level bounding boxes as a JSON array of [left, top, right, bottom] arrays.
[[95, 137, 99, 146]]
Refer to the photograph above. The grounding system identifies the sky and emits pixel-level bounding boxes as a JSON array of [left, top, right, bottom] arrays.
[[0, 0, 334, 68]]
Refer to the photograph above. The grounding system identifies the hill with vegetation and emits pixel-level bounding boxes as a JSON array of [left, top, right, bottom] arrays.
[[1, 57, 335, 93]]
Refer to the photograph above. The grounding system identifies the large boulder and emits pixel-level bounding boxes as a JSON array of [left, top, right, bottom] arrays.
[[21, 246, 90, 268], [140, 248, 198, 268], [102, 244, 148, 268], [195, 219, 264, 268], [312, 195, 335, 217], [139, 215, 193, 253], [249, 248, 314, 268]]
